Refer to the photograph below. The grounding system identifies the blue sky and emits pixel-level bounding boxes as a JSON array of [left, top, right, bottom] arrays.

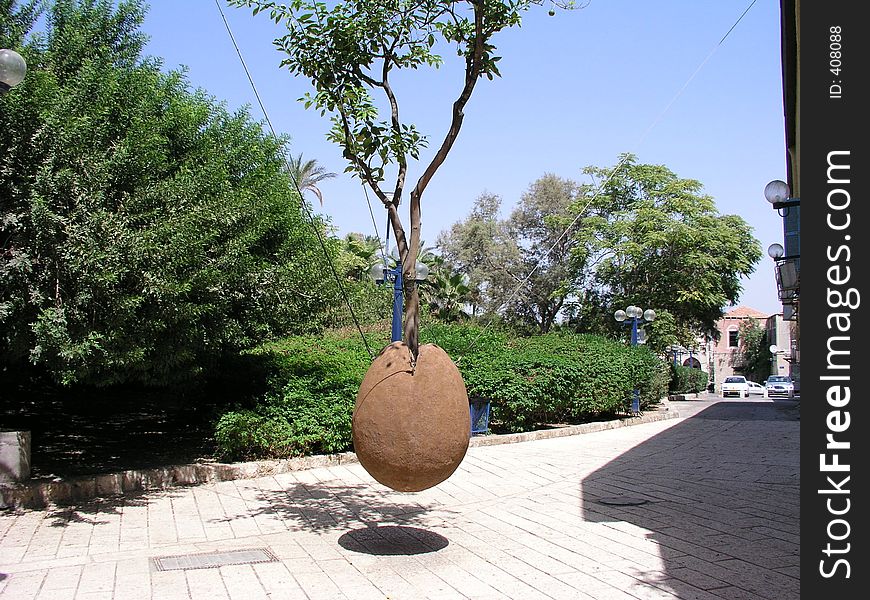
[[140, 0, 788, 316]]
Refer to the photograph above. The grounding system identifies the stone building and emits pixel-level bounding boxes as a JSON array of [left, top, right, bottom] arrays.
[[699, 305, 796, 392]]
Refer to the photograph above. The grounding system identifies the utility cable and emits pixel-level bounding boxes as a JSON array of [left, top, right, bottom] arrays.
[[361, 183, 389, 265], [214, 0, 375, 358], [458, 0, 759, 359]]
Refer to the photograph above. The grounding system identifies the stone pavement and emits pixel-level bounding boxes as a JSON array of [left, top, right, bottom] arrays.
[[0, 397, 799, 600]]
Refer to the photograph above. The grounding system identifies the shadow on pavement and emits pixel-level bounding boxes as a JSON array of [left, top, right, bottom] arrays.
[[338, 525, 449, 555], [687, 400, 800, 422], [209, 481, 451, 536], [42, 488, 185, 528], [580, 400, 799, 599]]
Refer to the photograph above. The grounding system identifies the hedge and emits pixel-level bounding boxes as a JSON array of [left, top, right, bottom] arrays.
[[213, 323, 669, 459], [668, 364, 709, 394]]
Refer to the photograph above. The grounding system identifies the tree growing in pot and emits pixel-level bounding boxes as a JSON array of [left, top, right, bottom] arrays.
[[230, 0, 584, 490]]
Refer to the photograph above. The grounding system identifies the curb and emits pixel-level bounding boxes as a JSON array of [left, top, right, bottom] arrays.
[[469, 406, 677, 447], [0, 452, 359, 511], [1, 406, 679, 511]]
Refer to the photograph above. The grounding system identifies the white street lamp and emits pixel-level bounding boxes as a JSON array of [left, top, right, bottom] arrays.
[[767, 243, 784, 260], [764, 178, 800, 215], [614, 304, 656, 414], [0, 48, 27, 93], [368, 253, 429, 342]]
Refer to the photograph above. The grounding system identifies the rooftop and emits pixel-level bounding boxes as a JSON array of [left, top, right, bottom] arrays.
[[722, 305, 770, 319]]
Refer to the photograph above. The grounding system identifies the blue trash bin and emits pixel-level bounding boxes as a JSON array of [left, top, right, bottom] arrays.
[[469, 396, 491, 435]]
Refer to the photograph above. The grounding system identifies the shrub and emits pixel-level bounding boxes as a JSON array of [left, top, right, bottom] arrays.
[[450, 330, 668, 432], [213, 323, 670, 458], [669, 364, 709, 394], [213, 333, 381, 460], [214, 410, 295, 460]]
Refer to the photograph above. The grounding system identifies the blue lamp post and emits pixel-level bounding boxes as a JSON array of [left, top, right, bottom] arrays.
[[369, 251, 429, 343], [670, 344, 681, 367], [614, 305, 656, 414]]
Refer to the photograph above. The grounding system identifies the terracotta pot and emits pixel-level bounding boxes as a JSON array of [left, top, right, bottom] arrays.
[[352, 342, 470, 492]]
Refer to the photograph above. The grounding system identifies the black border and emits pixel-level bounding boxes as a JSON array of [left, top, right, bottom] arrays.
[[801, 1, 867, 596]]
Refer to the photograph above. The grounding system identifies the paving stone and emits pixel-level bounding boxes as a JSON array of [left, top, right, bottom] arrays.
[[0, 398, 798, 600]]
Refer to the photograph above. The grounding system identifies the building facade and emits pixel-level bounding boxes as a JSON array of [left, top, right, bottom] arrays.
[[700, 305, 796, 392]]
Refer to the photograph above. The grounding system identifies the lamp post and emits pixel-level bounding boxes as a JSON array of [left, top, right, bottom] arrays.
[[766, 242, 800, 313], [369, 250, 429, 343], [670, 344, 681, 367], [614, 305, 656, 414], [0, 48, 27, 93], [765, 178, 800, 391], [764, 179, 800, 214], [764, 180, 800, 314], [769, 343, 786, 373]]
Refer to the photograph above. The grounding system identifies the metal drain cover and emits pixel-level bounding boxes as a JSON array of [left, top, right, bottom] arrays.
[[151, 548, 279, 571], [598, 496, 649, 506]]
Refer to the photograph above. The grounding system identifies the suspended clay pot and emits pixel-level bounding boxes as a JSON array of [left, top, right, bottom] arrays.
[[352, 341, 471, 492]]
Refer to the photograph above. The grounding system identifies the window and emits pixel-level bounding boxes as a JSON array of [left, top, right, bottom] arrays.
[[728, 328, 739, 348]]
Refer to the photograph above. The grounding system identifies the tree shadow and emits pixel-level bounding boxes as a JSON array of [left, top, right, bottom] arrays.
[[1, 383, 220, 481], [338, 525, 449, 555], [43, 488, 185, 528], [218, 480, 450, 536], [580, 400, 799, 599], [193, 477, 453, 557]]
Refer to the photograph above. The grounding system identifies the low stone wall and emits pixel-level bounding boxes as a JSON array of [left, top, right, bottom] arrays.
[[1, 452, 359, 510], [2, 405, 679, 510], [470, 408, 676, 447]]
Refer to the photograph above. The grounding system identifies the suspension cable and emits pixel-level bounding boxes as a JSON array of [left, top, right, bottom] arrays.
[[361, 183, 389, 265], [214, 0, 375, 358], [458, 0, 759, 359]]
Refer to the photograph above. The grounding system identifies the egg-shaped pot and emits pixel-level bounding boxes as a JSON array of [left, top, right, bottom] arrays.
[[352, 341, 471, 492]]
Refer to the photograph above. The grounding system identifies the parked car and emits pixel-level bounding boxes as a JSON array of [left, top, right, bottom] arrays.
[[764, 375, 795, 398], [747, 381, 766, 396], [721, 376, 749, 398]]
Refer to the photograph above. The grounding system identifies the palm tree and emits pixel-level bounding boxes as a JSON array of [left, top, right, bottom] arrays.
[[286, 153, 337, 205], [342, 233, 382, 280], [418, 255, 476, 322]]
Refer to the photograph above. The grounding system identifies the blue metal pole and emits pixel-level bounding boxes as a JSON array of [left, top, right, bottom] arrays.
[[391, 262, 403, 343], [631, 317, 640, 414]]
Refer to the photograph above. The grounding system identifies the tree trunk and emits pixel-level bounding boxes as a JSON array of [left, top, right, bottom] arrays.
[[404, 283, 420, 360], [403, 186, 422, 359]]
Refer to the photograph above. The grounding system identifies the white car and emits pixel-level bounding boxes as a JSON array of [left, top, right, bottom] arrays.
[[765, 375, 795, 398], [747, 381, 766, 396], [721, 376, 749, 398]]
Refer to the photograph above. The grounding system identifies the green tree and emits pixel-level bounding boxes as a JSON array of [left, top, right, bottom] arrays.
[[736, 318, 772, 382], [0, 0, 341, 385], [437, 191, 517, 318], [580, 154, 762, 338], [285, 152, 336, 206], [439, 175, 596, 333], [229, 0, 583, 357], [0, 0, 38, 48], [419, 255, 473, 322], [338, 232, 382, 281], [501, 174, 590, 332]]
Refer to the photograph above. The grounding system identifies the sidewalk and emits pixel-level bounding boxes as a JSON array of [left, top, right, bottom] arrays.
[[0, 396, 799, 600]]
